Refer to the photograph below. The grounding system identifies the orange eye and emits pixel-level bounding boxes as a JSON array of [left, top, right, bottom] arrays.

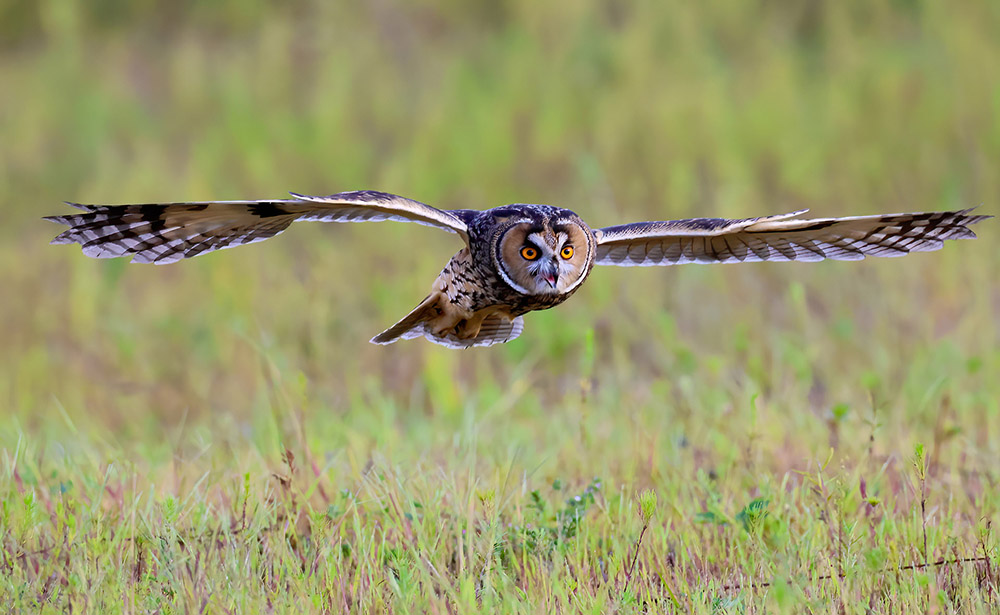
[[560, 246, 574, 259], [520, 246, 539, 260]]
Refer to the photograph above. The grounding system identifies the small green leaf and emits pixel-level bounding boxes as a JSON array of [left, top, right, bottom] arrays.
[[736, 497, 770, 532], [831, 403, 849, 421]]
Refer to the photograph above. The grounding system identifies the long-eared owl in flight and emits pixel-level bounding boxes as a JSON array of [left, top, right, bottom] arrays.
[[46, 191, 989, 348]]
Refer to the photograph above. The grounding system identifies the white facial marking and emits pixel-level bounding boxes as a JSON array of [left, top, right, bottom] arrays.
[[497, 217, 592, 296]]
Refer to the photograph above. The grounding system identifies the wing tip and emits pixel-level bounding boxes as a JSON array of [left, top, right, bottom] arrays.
[[44, 215, 73, 226], [45, 201, 102, 227], [963, 214, 992, 228], [64, 201, 99, 211], [947, 207, 990, 240]]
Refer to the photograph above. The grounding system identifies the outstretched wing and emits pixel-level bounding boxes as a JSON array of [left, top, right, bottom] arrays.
[[593, 208, 990, 266], [288, 190, 471, 236], [45, 190, 470, 265]]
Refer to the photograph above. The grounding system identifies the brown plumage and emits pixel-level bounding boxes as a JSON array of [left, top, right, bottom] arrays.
[[46, 191, 990, 348], [594, 209, 987, 265]]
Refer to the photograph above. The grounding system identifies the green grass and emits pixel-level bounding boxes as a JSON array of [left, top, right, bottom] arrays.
[[2, 1, 999, 612]]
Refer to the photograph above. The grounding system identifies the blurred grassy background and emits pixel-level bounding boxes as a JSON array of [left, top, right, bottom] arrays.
[[1, 0, 998, 611]]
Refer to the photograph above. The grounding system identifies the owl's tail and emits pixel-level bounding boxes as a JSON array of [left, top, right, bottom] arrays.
[[370, 295, 441, 345], [371, 295, 525, 349]]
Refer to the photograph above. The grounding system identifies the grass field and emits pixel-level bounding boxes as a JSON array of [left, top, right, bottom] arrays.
[[2, 1, 998, 612]]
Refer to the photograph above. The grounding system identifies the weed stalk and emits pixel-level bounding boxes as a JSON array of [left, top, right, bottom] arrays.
[[624, 490, 657, 597]]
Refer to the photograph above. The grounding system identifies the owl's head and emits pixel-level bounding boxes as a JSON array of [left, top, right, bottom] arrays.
[[489, 205, 595, 296]]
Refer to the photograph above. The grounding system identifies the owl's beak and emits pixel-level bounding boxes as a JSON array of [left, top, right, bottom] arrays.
[[540, 261, 559, 288]]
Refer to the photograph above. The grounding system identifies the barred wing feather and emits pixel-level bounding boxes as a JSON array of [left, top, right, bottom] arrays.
[[594, 209, 989, 267], [45, 191, 469, 265]]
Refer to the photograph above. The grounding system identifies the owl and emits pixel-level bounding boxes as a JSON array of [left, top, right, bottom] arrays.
[[46, 191, 989, 348]]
